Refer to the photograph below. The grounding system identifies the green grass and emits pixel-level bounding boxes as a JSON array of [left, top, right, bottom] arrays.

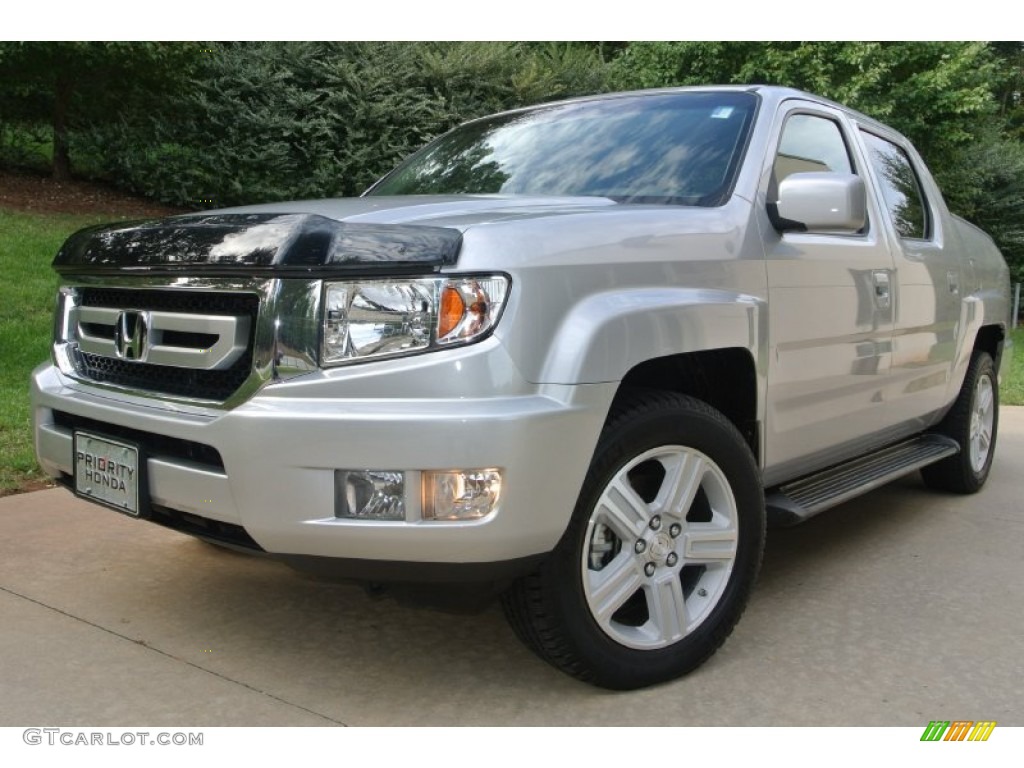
[[0, 209, 115, 493], [1003, 327, 1024, 406]]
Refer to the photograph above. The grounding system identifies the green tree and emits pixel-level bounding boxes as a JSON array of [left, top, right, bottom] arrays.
[[990, 41, 1024, 139], [610, 41, 1024, 277], [941, 128, 1024, 281], [0, 42, 200, 179], [611, 42, 1000, 168]]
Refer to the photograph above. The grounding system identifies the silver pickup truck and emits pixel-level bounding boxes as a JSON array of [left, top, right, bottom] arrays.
[[32, 85, 1012, 689]]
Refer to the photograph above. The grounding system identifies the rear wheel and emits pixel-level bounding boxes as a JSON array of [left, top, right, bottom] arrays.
[[502, 391, 765, 690], [922, 350, 998, 494]]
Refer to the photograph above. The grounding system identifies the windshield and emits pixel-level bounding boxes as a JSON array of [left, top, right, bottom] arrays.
[[368, 91, 758, 206]]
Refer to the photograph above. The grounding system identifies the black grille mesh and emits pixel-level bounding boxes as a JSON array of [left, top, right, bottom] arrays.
[[79, 288, 257, 316], [73, 288, 259, 401]]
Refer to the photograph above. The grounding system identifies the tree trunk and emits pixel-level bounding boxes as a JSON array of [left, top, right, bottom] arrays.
[[52, 73, 72, 181]]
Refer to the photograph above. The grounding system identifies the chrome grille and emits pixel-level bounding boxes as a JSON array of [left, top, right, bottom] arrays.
[[72, 306, 250, 369], [66, 288, 259, 402]]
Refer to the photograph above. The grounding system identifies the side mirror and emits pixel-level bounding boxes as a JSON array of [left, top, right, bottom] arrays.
[[769, 172, 867, 233]]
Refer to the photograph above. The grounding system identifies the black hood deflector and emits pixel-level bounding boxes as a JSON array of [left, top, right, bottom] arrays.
[[53, 213, 463, 276]]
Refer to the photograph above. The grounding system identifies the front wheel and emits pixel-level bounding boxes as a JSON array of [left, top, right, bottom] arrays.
[[502, 391, 765, 690]]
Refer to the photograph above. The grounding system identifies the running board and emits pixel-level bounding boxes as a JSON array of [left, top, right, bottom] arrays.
[[765, 434, 960, 526]]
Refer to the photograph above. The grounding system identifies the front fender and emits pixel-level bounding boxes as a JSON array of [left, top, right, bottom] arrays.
[[538, 287, 765, 385]]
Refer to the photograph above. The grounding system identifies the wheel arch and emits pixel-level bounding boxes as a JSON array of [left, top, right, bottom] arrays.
[[973, 323, 1007, 372], [537, 287, 765, 462], [538, 288, 765, 385], [615, 348, 761, 463]]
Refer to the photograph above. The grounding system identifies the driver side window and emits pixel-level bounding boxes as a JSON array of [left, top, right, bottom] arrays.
[[773, 114, 854, 190]]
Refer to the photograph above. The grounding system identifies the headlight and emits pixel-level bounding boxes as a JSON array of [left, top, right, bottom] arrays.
[[321, 275, 509, 366]]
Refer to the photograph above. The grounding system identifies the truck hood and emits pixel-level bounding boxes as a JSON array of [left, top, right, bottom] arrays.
[[53, 195, 618, 276]]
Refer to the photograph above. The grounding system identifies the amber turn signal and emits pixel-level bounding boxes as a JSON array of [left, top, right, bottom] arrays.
[[438, 285, 466, 339]]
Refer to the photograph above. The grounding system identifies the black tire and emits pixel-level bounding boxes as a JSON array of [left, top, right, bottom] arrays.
[[502, 391, 765, 690], [921, 350, 999, 494]]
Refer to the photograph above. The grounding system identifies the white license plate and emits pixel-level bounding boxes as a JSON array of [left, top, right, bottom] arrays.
[[74, 432, 142, 516]]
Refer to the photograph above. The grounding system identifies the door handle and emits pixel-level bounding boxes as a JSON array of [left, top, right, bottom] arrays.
[[872, 270, 891, 310], [947, 270, 960, 295]]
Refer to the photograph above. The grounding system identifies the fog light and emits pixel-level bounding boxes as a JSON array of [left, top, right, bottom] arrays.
[[422, 469, 502, 521], [335, 470, 405, 520]]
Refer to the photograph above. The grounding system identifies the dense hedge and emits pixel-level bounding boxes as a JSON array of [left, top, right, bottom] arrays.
[[71, 42, 612, 208]]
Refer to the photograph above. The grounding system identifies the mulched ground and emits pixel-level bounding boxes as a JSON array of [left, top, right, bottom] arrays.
[[0, 167, 186, 217]]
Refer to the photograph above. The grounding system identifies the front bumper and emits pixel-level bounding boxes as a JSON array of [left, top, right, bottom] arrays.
[[32, 340, 613, 578]]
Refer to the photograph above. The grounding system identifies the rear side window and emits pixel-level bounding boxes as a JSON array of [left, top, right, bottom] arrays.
[[861, 131, 929, 240]]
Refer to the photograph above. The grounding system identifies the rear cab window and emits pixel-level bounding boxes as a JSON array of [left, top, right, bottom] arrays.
[[860, 131, 930, 240]]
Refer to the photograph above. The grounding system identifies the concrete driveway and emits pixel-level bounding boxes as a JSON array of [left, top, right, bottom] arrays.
[[2, 410, 1022, 726]]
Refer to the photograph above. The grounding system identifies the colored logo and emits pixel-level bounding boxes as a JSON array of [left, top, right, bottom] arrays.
[[920, 721, 996, 741]]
